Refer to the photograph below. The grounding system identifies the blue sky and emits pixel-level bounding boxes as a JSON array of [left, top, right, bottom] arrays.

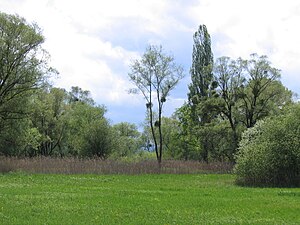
[[1, 0, 300, 126]]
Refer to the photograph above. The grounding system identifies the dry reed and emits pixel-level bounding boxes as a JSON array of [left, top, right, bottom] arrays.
[[0, 157, 233, 175]]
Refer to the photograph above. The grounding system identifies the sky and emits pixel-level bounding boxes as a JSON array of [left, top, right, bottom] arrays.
[[1, 0, 300, 126]]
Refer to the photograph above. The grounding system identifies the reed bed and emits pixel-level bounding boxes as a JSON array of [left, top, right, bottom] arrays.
[[0, 157, 233, 175]]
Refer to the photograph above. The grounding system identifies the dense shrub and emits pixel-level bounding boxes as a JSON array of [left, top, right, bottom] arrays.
[[234, 104, 300, 187]]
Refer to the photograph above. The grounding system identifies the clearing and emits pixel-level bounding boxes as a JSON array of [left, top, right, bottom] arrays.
[[0, 173, 299, 224]]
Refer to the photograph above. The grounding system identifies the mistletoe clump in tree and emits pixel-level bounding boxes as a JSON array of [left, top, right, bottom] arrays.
[[128, 45, 184, 165]]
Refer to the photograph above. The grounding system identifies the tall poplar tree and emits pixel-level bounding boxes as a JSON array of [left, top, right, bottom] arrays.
[[188, 24, 214, 124], [185, 25, 216, 162]]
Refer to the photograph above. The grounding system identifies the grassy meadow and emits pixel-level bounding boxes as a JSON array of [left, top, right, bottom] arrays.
[[0, 172, 299, 225]]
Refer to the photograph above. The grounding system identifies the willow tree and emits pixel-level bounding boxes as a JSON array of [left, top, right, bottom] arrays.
[[128, 45, 184, 164], [213, 56, 246, 154], [240, 54, 291, 128], [0, 12, 54, 121], [0, 12, 55, 155]]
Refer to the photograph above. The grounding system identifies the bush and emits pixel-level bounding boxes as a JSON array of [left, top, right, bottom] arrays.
[[83, 119, 115, 159], [234, 104, 300, 187]]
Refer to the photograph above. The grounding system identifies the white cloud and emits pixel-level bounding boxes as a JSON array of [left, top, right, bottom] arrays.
[[163, 97, 186, 117], [0, 0, 145, 105], [1, 0, 300, 123], [189, 0, 300, 92]]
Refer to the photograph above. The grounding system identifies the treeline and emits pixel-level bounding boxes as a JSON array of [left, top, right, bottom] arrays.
[[0, 84, 144, 158], [0, 12, 297, 166], [0, 12, 143, 159], [131, 25, 294, 163]]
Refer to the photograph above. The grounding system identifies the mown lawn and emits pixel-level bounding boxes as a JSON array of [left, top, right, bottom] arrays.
[[0, 173, 299, 225]]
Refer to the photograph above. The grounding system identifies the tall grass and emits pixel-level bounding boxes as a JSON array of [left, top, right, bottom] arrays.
[[0, 157, 233, 174]]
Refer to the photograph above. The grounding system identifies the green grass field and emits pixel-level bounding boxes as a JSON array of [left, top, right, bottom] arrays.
[[0, 173, 299, 225]]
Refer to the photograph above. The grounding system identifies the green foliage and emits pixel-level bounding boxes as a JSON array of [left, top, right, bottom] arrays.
[[237, 54, 292, 128], [83, 118, 115, 158], [0, 82, 116, 158], [173, 104, 195, 159], [188, 24, 214, 109], [111, 122, 141, 158], [0, 119, 32, 156], [235, 104, 300, 187], [0, 12, 57, 156], [23, 127, 42, 153], [64, 99, 109, 157], [0, 12, 54, 121], [0, 173, 299, 224], [188, 24, 215, 135], [180, 24, 294, 163], [128, 45, 184, 163], [0, 12, 115, 159], [68, 86, 95, 105], [183, 26, 293, 162], [30, 87, 68, 156], [0, 14, 296, 166], [185, 25, 240, 162]]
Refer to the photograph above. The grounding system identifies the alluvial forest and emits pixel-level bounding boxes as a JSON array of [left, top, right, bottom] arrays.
[[0, 12, 299, 188], [0, 10, 300, 225]]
